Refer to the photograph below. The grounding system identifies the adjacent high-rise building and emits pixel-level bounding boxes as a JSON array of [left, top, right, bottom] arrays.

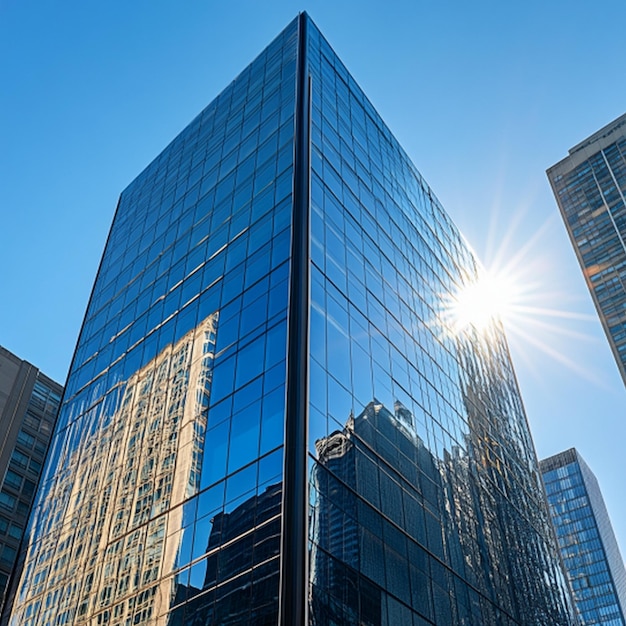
[[4, 14, 576, 625], [541, 449, 626, 626], [547, 114, 626, 385], [0, 346, 62, 615]]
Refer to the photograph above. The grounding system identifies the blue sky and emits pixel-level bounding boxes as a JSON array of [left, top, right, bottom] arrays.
[[2, 1, 625, 555]]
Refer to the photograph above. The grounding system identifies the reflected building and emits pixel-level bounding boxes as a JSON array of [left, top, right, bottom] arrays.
[[0, 347, 62, 615], [4, 315, 216, 625], [541, 449, 626, 626], [547, 113, 626, 385], [310, 400, 434, 625], [5, 13, 575, 625], [168, 481, 282, 625], [311, 395, 574, 625]]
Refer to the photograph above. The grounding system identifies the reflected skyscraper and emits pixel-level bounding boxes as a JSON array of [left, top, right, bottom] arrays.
[[541, 449, 626, 626], [310, 400, 437, 625], [547, 113, 626, 385], [167, 481, 282, 625], [5, 315, 216, 626], [5, 14, 575, 625]]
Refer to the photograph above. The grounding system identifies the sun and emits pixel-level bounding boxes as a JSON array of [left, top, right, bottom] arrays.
[[446, 269, 519, 334], [433, 206, 604, 385]]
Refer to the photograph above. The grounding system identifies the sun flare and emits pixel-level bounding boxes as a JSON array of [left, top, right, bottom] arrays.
[[448, 270, 519, 333], [434, 210, 603, 386]]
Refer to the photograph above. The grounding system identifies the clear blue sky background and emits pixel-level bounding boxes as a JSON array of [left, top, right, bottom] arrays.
[[2, 1, 625, 557]]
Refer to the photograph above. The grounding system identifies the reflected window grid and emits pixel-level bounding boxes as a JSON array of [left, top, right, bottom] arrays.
[[9, 18, 297, 626], [307, 20, 573, 626]]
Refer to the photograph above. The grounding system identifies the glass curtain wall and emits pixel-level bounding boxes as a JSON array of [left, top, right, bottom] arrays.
[[305, 18, 574, 626], [542, 450, 626, 626], [5, 13, 578, 626], [547, 121, 626, 384], [7, 19, 297, 626]]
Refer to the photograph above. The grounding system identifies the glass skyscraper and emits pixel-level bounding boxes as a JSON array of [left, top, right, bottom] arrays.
[[541, 449, 626, 626], [547, 113, 626, 386], [4, 14, 575, 625]]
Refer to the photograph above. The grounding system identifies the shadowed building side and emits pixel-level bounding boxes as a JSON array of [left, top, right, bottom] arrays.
[[0, 347, 62, 617]]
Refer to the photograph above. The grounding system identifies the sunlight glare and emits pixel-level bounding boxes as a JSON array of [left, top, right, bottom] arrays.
[[448, 270, 519, 333]]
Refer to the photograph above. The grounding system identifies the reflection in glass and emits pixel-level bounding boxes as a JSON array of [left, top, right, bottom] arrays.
[[309, 395, 574, 625], [11, 314, 217, 625], [306, 15, 575, 625], [6, 15, 296, 624], [168, 481, 282, 624]]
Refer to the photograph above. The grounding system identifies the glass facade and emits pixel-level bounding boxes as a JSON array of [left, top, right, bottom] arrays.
[[541, 449, 626, 626], [306, 20, 573, 626], [6, 18, 297, 625], [5, 13, 575, 625], [547, 114, 626, 386]]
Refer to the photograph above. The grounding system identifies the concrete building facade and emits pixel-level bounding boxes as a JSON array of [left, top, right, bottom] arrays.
[[0, 346, 62, 614]]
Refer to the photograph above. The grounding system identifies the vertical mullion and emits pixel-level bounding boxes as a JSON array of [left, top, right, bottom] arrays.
[[280, 11, 311, 626]]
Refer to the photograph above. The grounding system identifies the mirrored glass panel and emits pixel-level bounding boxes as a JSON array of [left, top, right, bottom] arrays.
[[8, 17, 298, 626], [306, 18, 574, 626]]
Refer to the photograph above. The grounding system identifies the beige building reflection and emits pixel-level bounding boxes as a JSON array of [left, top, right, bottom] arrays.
[[10, 314, 218, 626]]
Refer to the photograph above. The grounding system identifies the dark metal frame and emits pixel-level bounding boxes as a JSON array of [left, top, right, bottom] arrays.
[[280, 11, 311, 626]]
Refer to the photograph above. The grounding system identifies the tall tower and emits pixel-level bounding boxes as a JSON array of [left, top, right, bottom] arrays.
[[0, 346, 62, 615], [4, 14, 575, 625], [547, 114, 626, 385], [541, 449, 626, 625]]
